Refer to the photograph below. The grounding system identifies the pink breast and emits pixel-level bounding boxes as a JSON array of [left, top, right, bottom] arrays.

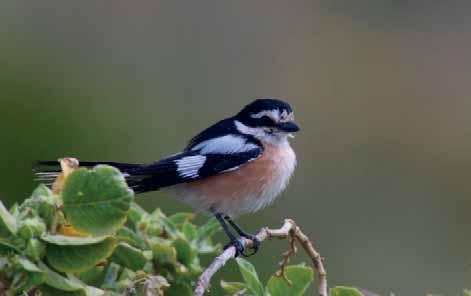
[[185, 144, 282, 203]]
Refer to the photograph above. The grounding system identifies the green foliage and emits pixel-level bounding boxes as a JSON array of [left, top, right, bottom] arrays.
[[61, 166, 133, 235], [267, 265, 313, 296], [0, 165, 223, 295], [221, 258, 314, 296], [330, 287, 364, 296], [2, 164, 453, 295]]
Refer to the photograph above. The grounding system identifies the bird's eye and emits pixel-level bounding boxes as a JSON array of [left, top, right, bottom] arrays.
[[265, 128, 275, 135]]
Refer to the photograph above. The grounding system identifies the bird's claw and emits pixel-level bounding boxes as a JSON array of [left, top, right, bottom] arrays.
[[224, 238, 245, 257], [224, 235, 260, 257], [241, 235, 260, 257]]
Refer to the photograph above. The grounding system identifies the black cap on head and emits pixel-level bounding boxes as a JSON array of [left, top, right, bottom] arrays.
[[234, 98, 299, 132], [237, 98, 293, 118]]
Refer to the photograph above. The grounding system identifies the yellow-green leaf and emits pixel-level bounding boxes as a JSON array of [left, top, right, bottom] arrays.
[[152, 241, 177, 267], [267, 265, 313, 296], [46, 237, 116, 273], [62, 165, 133, 235], [330, 286, 364, 296], [39, 261, 85, 291], [0, 200, 17, 236], [221, 280, 247, 294], [41, 233, 110, 245], [172, 237, 195, 266], [110, 242, 152, 271], [236, 257, 264, 296]]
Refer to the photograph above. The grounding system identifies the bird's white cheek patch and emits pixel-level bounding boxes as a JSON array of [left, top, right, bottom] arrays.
[[175, 155, 207, 178]]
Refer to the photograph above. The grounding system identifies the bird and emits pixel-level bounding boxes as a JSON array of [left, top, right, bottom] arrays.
[[35, 98, 300, 256]]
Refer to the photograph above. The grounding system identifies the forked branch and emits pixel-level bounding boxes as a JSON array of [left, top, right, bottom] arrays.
[[193, 219, 327, 296]]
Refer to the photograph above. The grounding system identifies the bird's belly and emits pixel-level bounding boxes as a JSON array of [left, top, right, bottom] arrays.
[[171, 143, 296, 217]]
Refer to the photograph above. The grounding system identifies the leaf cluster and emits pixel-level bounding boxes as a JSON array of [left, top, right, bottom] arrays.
[[222, 258, 370, 296], [0, 165, 221, 295]]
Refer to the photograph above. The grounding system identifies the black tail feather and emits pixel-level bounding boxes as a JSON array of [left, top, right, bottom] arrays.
[[34, 160, 144, 186], [36, 160, 141, 171], [33, 159, 181, 194]]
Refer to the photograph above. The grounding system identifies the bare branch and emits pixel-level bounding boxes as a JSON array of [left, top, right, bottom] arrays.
[[193, 219, 327, 296]]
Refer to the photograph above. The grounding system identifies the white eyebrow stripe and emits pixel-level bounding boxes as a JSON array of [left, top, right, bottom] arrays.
[[250, 109, 280, 120], [175, 155, 206, 178], [234, 120, 265, 138], [191, 134, 259, 154]]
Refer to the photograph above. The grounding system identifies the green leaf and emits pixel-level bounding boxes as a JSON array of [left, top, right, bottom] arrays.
[[151, 240, 177, 267], [62, 165, 133, 235], [67, 274, 105, 296], [127, 202, 147, 226], [38, 284, 86, 296], [17, 216, 46, 240], [41, 233, 111, 245], [0, 200, 17, 236], [45, 237, 116, 272], [236, 257, 264, 296], [0, 237, 22, 253], [11, 256, 46, 291], [159, 215, 181, 238], [116, 226, 147, 249], [25, 238, 46, 261], [77, 266, 106, 286], [39, 284, 104, 296], [330, 286, 364, 296], [16, 255, 42, 273], [110, 242, 152, 271], [267, 265, 314, 296], [101, 262, 121, 289], [24, 184, 58, 227], [182, 221, 197, 241], [165, 281, 193, 296], [195, 217, 220, 243], [168, 212, 195, 225], [172, 237, 196, 266], [118, 267, 136, 282], [38, 263, 105, 295], [221, 280, 247, 294], [197, 238, 220, 254], [38, 261, 85, 291]]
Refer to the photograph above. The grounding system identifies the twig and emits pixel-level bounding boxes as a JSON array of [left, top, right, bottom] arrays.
[[275, 233, 297, 285], [49, 205, 61, 235], [193, 219, 327, 296]]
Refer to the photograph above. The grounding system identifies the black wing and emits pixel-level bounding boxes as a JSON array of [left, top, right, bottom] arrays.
[[128, 144, 262, 193], [35, 143, 263, 194], [185, 118, 238, 151]]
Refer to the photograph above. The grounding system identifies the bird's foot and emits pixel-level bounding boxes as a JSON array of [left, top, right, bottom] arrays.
[[240, 234, 260, 257], [224, 238, 245, 257], [223, 235, 260, 257]]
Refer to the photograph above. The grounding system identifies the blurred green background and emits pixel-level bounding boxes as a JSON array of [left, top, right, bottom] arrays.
[[1, 1, 470, 295]]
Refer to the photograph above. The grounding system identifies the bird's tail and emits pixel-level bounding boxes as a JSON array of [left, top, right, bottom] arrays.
[[34, 160, 143, 186], [34, 159, 177, 194]]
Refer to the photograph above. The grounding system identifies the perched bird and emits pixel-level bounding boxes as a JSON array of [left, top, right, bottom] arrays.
[[36, 98, 299, 256]]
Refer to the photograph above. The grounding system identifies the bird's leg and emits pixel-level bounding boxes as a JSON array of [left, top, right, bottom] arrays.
[[224, 215, 260, 256], [214, 213, 245, 257]]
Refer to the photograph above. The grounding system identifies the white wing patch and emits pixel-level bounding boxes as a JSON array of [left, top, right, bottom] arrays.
[[191, 134, 259, 154], [175, 155, 207, 178]]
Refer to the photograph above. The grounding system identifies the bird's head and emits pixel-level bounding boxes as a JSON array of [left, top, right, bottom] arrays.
[[234, 98, 300, 144]]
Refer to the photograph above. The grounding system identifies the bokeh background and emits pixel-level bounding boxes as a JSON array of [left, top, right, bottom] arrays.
[[1, 1, 470, 294]]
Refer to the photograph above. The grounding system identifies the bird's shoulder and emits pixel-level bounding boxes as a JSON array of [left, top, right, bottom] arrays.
[[184, 118, 262, 154]]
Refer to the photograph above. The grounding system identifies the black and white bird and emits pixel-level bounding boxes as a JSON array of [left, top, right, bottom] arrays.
[[36, 98, 300, 256]]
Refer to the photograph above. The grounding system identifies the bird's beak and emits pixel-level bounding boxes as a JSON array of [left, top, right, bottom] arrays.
[[277, 121, 300, 133]]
